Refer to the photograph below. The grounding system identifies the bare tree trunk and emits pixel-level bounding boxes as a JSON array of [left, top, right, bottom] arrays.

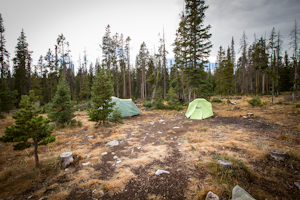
[[128, 64, 131, 98], [262, 73, 265, 95], [256, 70, 258, 94], [34, 139, 39, 167], [123, 62, 126, 98]]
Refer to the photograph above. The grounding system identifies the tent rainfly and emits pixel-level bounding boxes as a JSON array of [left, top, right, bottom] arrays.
[[111, 97, 141, 118], [185, 98, 213, 120]]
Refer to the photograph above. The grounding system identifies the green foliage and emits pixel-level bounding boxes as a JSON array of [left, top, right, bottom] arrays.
[[0, 81, 18, 113], [108, 107, 123, 124], [88, 68, 115, 125], [296, 104, 300, 108], [145, 96, 151, 101], [0, 90, 55, 167], [48, 74, 76, 127], [143, 102, 152, 108], [212, 98, 223, 103], [80, 74, 91, 100], [41, 102, 53, 114], [153, 86, 165, 110], [248, 96, 266, 106], [165, 87, 183, 111], [276, 101, 283, 105]]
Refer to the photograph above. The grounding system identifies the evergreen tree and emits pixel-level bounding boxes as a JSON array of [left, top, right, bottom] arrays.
[[80, 74, 90, 100], [153, 86, 164, 109], [48, 74, 75, 126], [88, 68, 114, 125], [0, 13, 9, 84], [185, 0, 212, 66], [13, 29, 32, 104], [289, 20, 300, 106], [0, 90, 55, 167]]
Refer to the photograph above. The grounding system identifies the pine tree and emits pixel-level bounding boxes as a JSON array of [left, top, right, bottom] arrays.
[[289, 20, 300, 106], [0, 13, 10, 84], [48, 74, 75, 126], [88, 68, 114, 125], [13, 29, 32, 104], [80, 74, 90, 100], [185, 0, 212, 66], [0, 90, 55, 167]]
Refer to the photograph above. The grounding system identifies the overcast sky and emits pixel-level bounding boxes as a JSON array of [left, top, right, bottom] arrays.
[[0, 0, 299, 72]]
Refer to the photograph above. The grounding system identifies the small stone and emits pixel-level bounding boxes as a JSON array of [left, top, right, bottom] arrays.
[[87, 135, 94, 138], [101, 152, 108, 155], [65, 168, 69, 171], [92, 189, 97, 193], [158, 119, 165, 122], [243, 116, 247, 119], [269, 150, 286, 161], [87, 155, 90, 159], [116, 160, 122, 164], [173, 127, 180, 129], [205, 191, 219, 200], [99, 190, 104, 197], [113, 156, 119, 159], [27, 195, 33, 199], [107, 140, 119, 146], [218, 160, 233, 167], [150, 122, 154, 125], [158, 131, 162, 134], [155, 169, 170, 175], [82, 162, 90, 166], [232, 185, 255, 200], [247, 113, 254, 116]]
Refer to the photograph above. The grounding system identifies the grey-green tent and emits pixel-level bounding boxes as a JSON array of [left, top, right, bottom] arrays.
[[111, 97, 141, 117], [185, 98, 213, 120]]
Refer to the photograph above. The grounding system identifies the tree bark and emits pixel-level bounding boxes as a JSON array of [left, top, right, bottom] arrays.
[[34, 139, 39, 167]]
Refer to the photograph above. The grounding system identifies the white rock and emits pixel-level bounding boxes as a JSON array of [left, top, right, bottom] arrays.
[[87, 155, 90, 159], [82, 162, 90, 166], [116, 160, 122, 164], [65, 168, 69, 171], [158, 119, 165, 122], [92, 189, 97, 193], [243, 116, 247, 119], [178, 149, 182, 151], [27, 195, 33, 199], [158, 131, 162, 134], [87, 135, 94, 138], [173, 127, 180, 129], [113, 156, 119, 159], [60, 152, 73, 167], [150, 122, 155, 125], [107, 140, 119, 146], [232, 185, 255, 200], [111, 152, 115, 154], [137, 147, 141, 150], [218, 160, 233, 167], [155, 169, 170, 175], [205, 191, 219, 200], [99, 190, 104, 197], [247, 113, 254, 116], [101, 152, 108, 155]]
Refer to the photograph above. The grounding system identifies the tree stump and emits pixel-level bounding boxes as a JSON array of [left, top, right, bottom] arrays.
[[60, 152, 73, 167]]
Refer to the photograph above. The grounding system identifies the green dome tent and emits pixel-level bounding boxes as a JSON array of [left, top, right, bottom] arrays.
[[111, 97, 141, 118], [185, 98, 213, 120]]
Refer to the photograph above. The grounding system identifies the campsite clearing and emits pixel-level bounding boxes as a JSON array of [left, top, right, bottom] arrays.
[[0, 95, 300, 200]]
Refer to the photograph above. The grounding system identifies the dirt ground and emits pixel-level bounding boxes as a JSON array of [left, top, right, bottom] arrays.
[[0, 95, 300, 200]]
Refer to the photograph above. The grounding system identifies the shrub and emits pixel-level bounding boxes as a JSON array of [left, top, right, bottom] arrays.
[[296, 104, 300, 108], [276, 101, 283, 105], [108, 107, 123, 124], [182, 102, 189, 106], [212, 98, 222, 103], [145, 97, 151, 101], [143, 102, 152, 108], [248, 96, 265, 106]]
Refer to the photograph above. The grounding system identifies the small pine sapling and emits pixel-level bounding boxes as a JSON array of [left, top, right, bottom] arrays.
[[0, 90, 55, 167]]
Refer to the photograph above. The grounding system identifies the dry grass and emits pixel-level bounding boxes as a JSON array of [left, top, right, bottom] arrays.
[[0, 95, 300, 199]]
